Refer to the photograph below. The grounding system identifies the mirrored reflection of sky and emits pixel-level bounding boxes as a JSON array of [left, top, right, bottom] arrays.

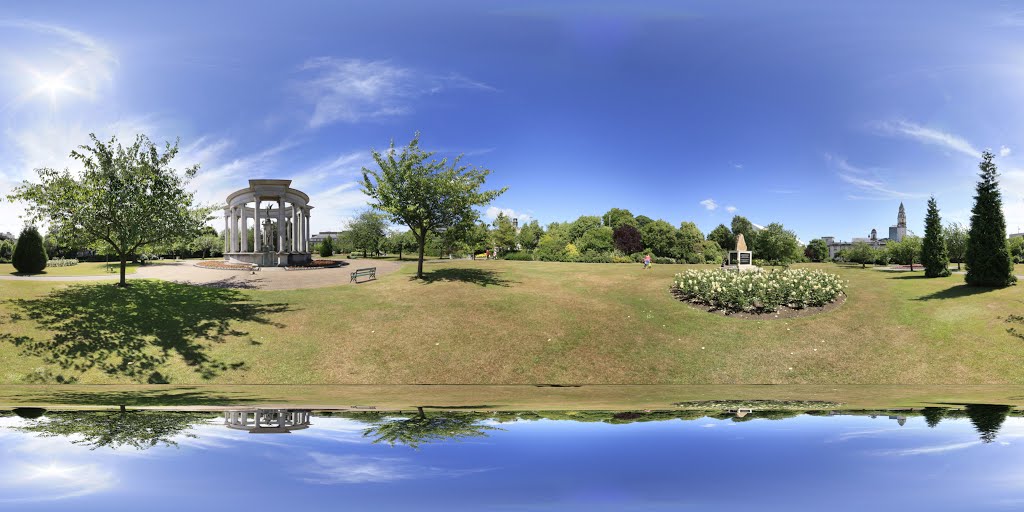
[[3, 414, 1024, 510]]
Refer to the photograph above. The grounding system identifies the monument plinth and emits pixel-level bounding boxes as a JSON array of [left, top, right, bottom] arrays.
[[726, 233, 756, 271]]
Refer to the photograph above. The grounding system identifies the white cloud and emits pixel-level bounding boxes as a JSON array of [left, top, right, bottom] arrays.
[[725, 205, 737, 213], [297, 57, 495, 128], [699, 198, 718, 211], [875, 440, 979, 456], [874, 120, 981, 159], [826, 153, 926, 200], [484, 206, 531, 223], [1001, 145, 1012, 157], [298, 452, 487, 485]]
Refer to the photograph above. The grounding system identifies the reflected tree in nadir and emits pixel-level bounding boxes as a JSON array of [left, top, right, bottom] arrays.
[[362, 407, 501, 449], [965, 404, 1011, 444], [14, 408, 214, 450]]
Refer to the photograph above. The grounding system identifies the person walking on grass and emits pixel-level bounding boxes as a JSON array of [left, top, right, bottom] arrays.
[[643, 253, 652, 270]]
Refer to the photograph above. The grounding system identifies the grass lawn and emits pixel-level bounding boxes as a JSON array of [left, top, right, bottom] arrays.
[[1, 260, 1023, 385], [0, 261, 146, 276]]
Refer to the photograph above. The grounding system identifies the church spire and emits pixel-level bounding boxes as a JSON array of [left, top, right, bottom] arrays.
[[898, 202, 906, 228]]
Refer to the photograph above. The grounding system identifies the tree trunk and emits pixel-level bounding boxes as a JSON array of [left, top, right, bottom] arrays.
[[119, 257, 128, 287], [417, 406, 425, 419], [417, 234, 426, 278], [120, 404, 127, 413], [957, 261, 961, 270], [398, 247, 403, 260]]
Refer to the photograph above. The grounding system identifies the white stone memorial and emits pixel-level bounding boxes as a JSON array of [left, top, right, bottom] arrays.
[[224, 409, 311, 434], [223, 179, 313, 267]]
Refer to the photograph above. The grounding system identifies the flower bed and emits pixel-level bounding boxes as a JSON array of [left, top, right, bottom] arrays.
[[285, 259, 345, 270], [195, 260, 254, 271], [672, 268, 845, 313], [47, 258, 79, 267]]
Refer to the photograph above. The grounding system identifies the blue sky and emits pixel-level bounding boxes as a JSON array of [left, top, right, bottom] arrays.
[[3, 412, 1024, 510], [2, 1, 1024, 241]]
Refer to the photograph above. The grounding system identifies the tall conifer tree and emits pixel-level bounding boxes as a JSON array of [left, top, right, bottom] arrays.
[[965, 151, 1016, 287], [922, 196, 951, 277]]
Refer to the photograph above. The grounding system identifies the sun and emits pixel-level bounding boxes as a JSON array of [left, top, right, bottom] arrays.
[[22, 68, 81, 108]]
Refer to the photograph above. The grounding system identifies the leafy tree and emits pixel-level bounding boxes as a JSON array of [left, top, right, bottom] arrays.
[[8, 134, 209, 286], [701, 239, 724, 263], [491, 212, 518, 253], [846, 242, 876, 268], [754, 223, 799, 263], [613, 224, 643, 254], [602, 208, 636, 230], [965, 404, 1011, 443], [945, 222, 968, 270], [319, 235, 334, 257], [675, 221, 705, 260], [516, 220, 542, 251], [0, 239, 13, 262], [15, 409, 212, 450], [1009, 236, 1024, 264], [888, 235, 922, 270], [731, 215, 758, 251], [361, 133, 506, 278], [921, 196, 951, 277], [577, 225, 614, 253], [639, 219, 677, 258], [966, 151, 1016, 287], [805, 238, 829, 262], [349, 210, 388, 257], [385, 229, 417, 260], [708, 224, 734, 251], [11, 225, 48, 273], [568, 215, 603, 242], [190, 232, 221, 259], [467, 221, 491, 256], [362, 408, 501, 449], [634, 215, 654, 229], [534, 233, 567, 261]]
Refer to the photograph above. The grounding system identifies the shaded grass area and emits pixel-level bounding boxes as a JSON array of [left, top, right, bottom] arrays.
[[1, 261, 1024, 384], [1, 280, 289, 383]]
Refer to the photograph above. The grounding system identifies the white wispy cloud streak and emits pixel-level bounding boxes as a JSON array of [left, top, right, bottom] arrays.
[[297, 452, 489, 485], [699, 198, 718, 211], [297, 57, 496, 128], [874, 120, 981, 158], [826, 153, 926, 200]]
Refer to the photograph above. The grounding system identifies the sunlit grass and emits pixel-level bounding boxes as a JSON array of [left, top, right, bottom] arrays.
[[0, 261, 1022, 385]]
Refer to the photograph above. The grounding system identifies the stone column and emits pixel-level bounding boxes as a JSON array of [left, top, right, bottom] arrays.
[[292, 206, 300, 252], [229, 207, 238, 252], [277, 198, 286, 252], [299, 207, 307, 251], [240, 204, 249, 253], [223, 209, 230, 254], [253, 197, 262, 252]]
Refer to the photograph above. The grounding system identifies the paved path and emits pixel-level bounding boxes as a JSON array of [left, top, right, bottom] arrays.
[[0, 259, 402, 291]]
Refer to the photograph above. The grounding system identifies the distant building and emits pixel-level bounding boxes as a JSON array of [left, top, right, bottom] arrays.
[[309, 231, 342, 245], [823, 203, 908, 260]]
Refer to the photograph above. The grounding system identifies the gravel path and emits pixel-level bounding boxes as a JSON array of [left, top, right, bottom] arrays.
[[0, 259, 402, 290]]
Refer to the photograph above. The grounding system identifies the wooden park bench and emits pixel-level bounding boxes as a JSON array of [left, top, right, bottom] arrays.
[[350, 267, 376, 283]]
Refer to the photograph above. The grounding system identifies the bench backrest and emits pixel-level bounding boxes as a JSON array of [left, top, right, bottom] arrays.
[[353, 267, 376, 274]]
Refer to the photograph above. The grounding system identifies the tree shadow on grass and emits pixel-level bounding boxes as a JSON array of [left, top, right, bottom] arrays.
[[1, 280, 291, 383], [413, 268, 516, 287], [9, 388, 267, 407], [914, 284, 1000, 301]]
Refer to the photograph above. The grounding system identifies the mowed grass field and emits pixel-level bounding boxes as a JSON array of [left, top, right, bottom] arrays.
[[0, 260, 1023, 385]]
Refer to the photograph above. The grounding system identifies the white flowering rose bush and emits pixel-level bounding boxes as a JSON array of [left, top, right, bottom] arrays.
[[672, 268, 845, 312]]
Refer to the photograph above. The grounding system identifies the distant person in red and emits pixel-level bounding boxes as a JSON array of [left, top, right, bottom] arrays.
[[643, 254, 652, 270], [485, 249, 490, 260]]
